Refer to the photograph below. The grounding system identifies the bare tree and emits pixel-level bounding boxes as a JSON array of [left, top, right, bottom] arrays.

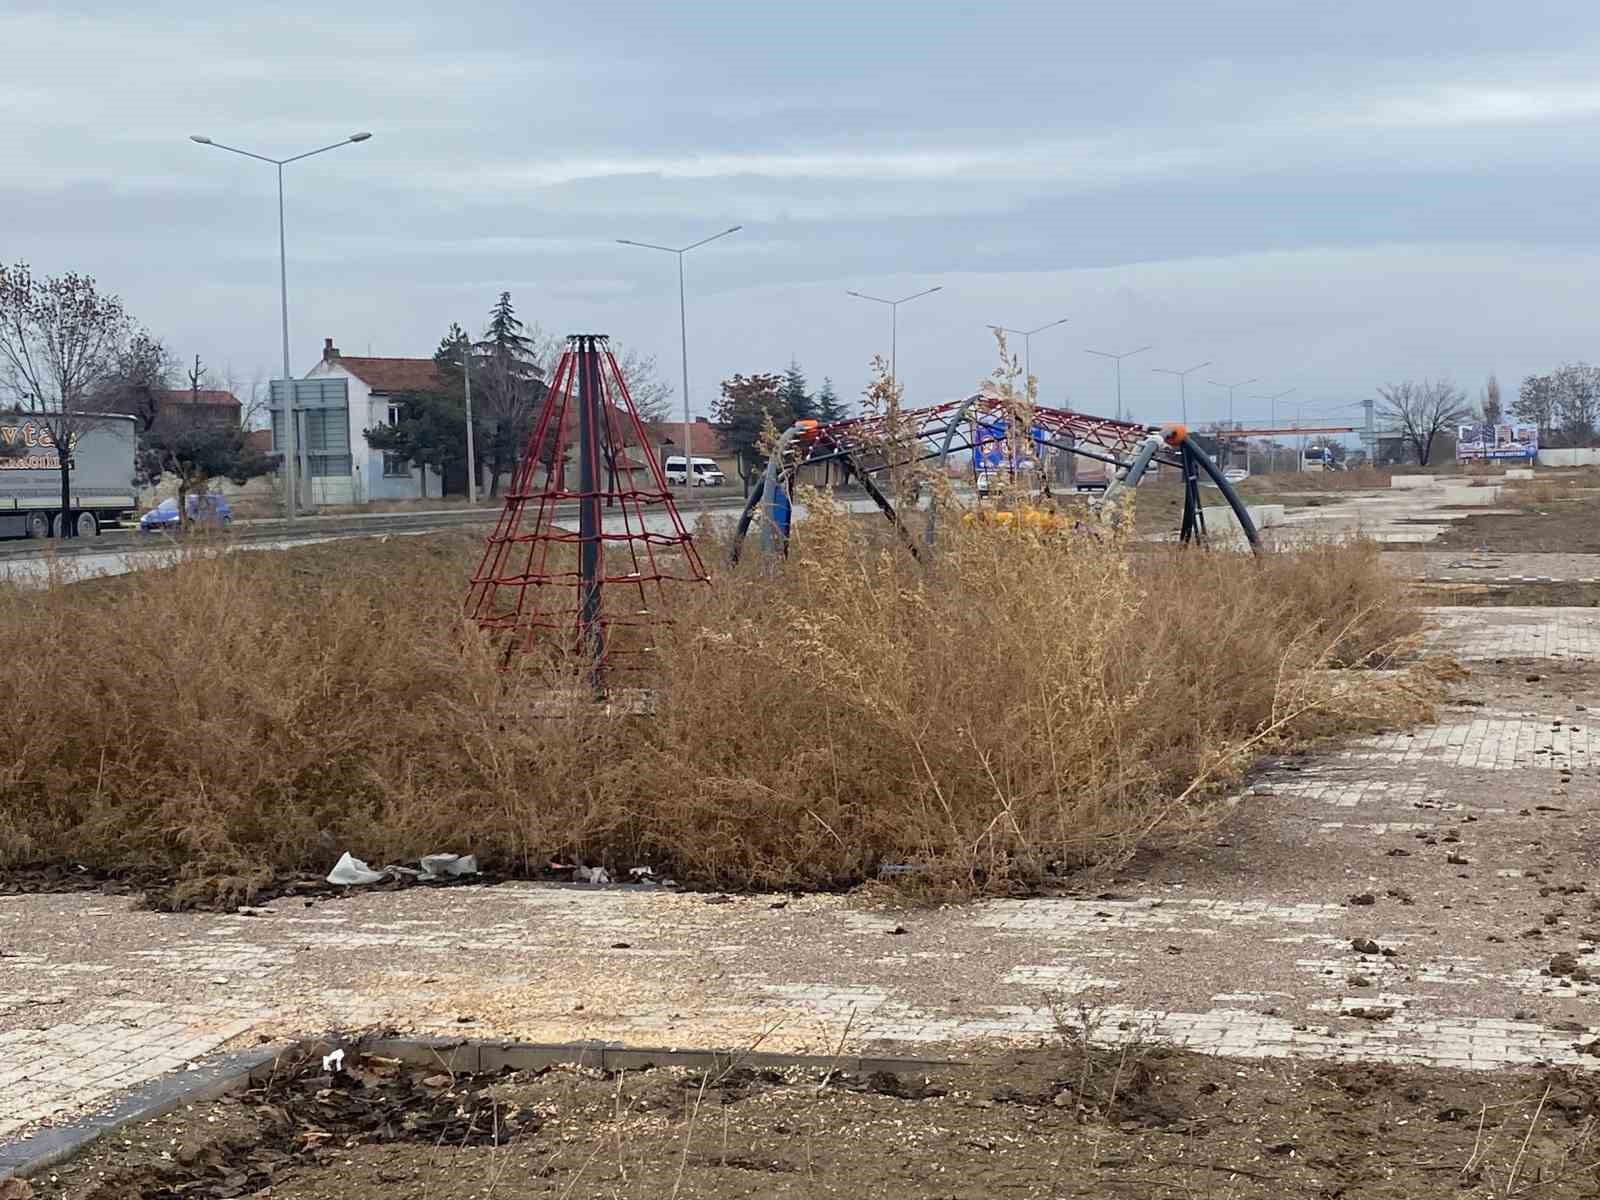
[[1514, 372, 1556, 440], [1480, 374, 1503, 425], [611, 344, 673, 423], [0, 263, 131, 536], [99, 329, 174, 433], [1375, 379, 1470, 466], [1551, 362, 1600, 446]]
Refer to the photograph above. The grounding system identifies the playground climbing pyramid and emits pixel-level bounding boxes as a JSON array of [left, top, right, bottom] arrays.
[[464, 333, 708, 679]]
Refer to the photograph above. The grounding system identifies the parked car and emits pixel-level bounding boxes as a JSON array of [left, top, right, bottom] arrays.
[[664, 455, 726, 486], [138, 493, 232, 532]]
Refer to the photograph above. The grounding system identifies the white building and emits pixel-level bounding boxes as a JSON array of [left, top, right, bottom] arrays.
[[303, 337, 444, 503]]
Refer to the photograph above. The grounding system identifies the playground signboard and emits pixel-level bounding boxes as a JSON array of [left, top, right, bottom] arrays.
[[1457, 423, 1537, 462]]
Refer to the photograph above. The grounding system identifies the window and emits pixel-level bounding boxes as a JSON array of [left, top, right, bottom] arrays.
[[382, 402, 409, 476]]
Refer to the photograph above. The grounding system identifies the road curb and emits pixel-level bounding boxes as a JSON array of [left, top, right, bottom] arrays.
[[0, 1045, 288, 1183], [0, 1036, 969, 1181]]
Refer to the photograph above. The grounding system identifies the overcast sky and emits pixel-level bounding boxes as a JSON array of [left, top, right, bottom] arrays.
[[7, 0, 1600, 430]]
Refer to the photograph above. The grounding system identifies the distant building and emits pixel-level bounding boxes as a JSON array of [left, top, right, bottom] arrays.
[[159, 388, 243, 426], [304, 338, 445, 502]]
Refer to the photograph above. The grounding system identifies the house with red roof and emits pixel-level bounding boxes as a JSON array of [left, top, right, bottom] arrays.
[[160, 387, 244, 426], [304, 337, 445, 501]]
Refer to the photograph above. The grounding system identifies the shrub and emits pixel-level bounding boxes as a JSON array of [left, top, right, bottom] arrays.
[[0, 501, 1428, 901]]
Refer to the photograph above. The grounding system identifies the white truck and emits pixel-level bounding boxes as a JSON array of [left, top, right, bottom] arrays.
[[0, 413, 138, 538]]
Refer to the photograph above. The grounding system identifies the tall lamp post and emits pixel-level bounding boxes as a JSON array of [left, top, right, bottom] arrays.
[[1151, 359, 1211, 425], [1207, 375, 1258, 432], [190, 131, 372, 518], [618, 226, 742, 501], [461, 332, 478, 504], [1084, 344, 1152, 422], [1251, 387, 1295, 473], [846, 286, 942, 394], [986, 317, 1069, 385]]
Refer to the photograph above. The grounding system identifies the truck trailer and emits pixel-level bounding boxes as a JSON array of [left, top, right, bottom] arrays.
[[0, 413, 138, 538]]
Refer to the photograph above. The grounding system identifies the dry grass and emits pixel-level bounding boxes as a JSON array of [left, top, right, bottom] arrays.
[[1506, 469, 1600, 511], [0, 493, 1430, 900]]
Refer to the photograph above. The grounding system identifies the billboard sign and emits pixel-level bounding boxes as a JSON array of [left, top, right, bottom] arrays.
[[1457, 423, 1537, 461], [971, 416, 1045, 471]]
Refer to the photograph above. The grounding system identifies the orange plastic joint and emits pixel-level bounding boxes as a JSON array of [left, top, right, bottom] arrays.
[[1161, 423, 1188, 447]]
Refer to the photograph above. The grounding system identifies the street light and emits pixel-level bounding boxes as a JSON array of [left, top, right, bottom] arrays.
[[618, 226, 742, 503], [1250, 387, 1295, 473], [1206, 375, 1259, 431], [1151, 359, 1211, 425], [1084, 345, 1152, 422], [986, 317, 1069, 385], [846, 286, 943, 394], [190, 131, 373, 518]]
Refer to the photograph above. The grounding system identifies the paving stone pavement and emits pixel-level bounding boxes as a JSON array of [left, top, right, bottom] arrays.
[[3, 604, 1599, 1143]]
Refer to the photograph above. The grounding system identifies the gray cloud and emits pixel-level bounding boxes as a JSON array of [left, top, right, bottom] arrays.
[[6, 0, 1600, 431]]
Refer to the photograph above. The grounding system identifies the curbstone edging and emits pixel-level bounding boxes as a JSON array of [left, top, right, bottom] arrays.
[[0, 1045, 288, 1183], [0, 1037, 975, 1181]]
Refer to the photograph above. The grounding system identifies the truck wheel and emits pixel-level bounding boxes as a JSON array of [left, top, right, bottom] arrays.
[[76, 511, 99, 537], [25, 511, 49, 539]]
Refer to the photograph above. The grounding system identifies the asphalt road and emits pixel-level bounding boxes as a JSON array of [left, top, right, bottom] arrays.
[[0, 493, 758, 583]]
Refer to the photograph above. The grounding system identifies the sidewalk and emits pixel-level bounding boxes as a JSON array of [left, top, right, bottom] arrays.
[[3, 603, 1597, 1140]]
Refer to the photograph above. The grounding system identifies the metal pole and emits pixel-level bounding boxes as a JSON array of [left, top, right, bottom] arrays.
[[890, 301, 898, 391], [678, 250, 693, 508], [1153, 361, 1210, 428], [577, 337, 603, 676], [277, 163, 296, 519], [192, 132, 372, 517], [1115, 360, 1123, 423], [616, 226, 740, 516], [462, 334, 477, 504]]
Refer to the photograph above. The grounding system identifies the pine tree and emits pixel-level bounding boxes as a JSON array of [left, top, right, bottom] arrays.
[[472, 295, 545, 496], [779, 358, 815, 423], [814, 377, 848, 423], [484, 292, 537, 373]]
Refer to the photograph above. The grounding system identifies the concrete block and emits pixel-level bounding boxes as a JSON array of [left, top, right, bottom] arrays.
[[1200, 503, 1283, 533], [1439, 485, 1502, 506], [1504, 468, 1535, 480], [1390, 475, 1439, 489]]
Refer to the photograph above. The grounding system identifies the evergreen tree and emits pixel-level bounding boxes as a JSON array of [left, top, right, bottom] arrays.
[[363, 390, 472, 499], [814, 376, 848, 423], [484, 292, 538, 374], [779, 358, 815, 423], [468, 295, 546, 496]]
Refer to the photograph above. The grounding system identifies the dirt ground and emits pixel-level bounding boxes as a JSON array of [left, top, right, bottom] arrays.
[[1391, 492, 1600, 554], [29, 1045, 1600, 1200]]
